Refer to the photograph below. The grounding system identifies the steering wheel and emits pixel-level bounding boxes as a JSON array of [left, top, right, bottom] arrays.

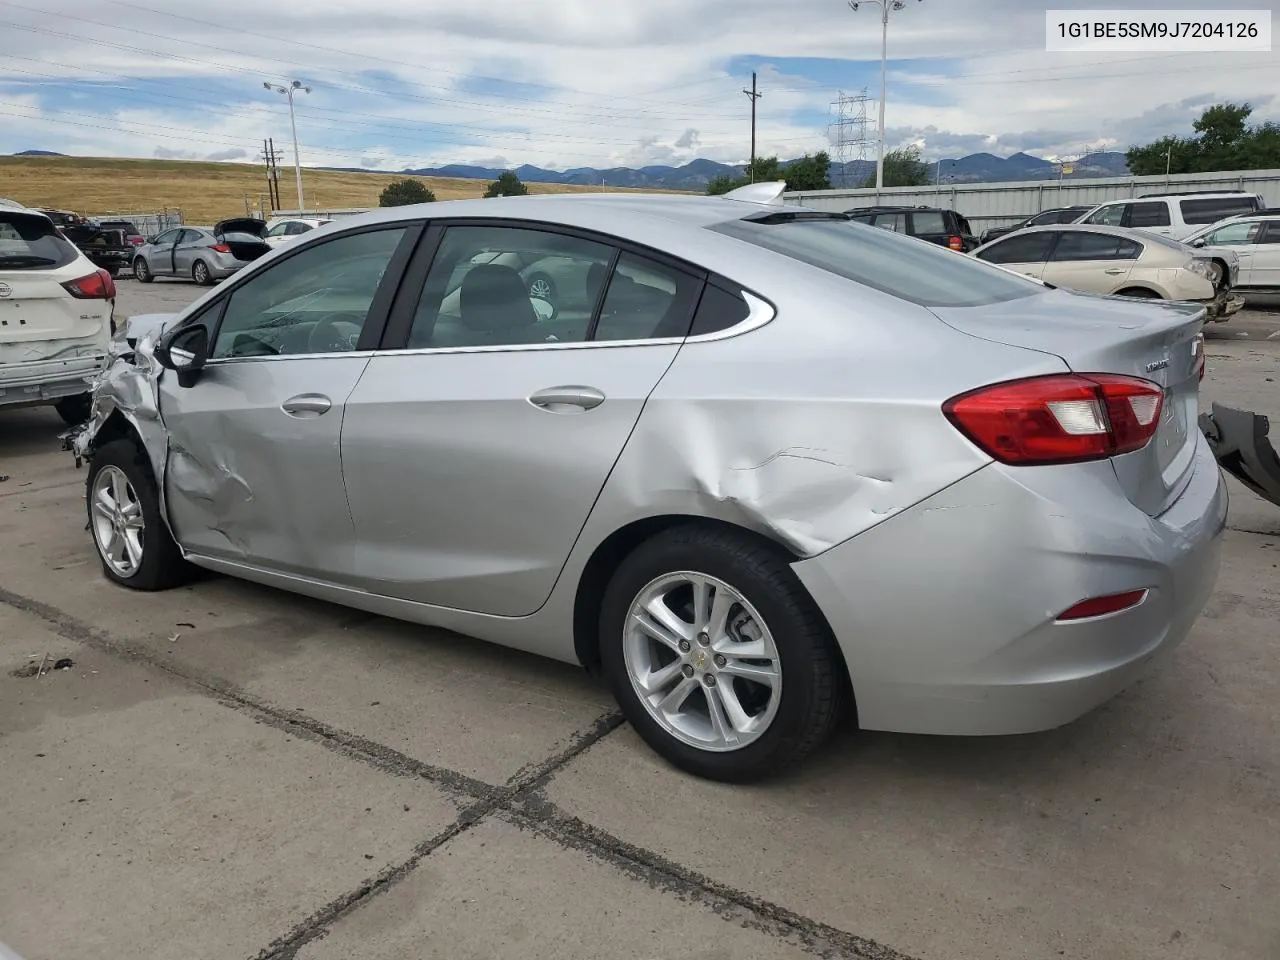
[[307, 312, 365, 353]]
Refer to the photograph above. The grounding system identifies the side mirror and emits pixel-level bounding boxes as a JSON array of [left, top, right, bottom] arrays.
[[1191, 238, 1206, 248], [145, 236, 156, 244], [155, 325, 210, 388]]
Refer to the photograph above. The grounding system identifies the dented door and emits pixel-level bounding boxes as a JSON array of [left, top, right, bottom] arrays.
[[159, 355, 371, 581]]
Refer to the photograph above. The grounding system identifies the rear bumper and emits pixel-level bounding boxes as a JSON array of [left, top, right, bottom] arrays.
[[792, 434, 1227, 736], [0, 354, 106, 407], [1200, 402, 1280, 508], [207, 255, 250, 280]]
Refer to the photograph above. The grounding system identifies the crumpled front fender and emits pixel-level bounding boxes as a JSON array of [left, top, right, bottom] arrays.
[[1199, 402, 1280, 508]]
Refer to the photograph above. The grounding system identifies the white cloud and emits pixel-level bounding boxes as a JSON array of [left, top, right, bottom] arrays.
[[1, 0, 1278, 170]]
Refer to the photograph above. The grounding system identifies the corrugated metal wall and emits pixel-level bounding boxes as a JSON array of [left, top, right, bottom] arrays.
[[784, 168, 1280, 230]]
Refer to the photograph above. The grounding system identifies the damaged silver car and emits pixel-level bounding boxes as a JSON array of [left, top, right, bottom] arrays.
[[66, 184, 1227, 782]]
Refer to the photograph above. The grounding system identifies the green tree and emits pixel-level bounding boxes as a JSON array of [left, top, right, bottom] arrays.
[[704, 153, 830, 195], [378, 178, 435, 206], [782, 152, 831, 191], [1125, 102, 1280, 174], [484, 171, 529, 197], [860, 145, 930, 188]]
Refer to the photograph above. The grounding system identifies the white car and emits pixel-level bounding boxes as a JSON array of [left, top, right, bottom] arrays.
[[1182, 213, 1280, 296], [0, 205, 116, 424], [1073, 192, 1265, 241], [971, 224, 1243, 321], [263, 217, 333, 248]]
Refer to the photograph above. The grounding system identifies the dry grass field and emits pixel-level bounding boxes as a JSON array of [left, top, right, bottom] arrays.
[[0, 156, 685, 223]]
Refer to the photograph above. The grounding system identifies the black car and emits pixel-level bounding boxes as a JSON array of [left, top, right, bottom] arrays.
[[978, 206, 1093, 245], [844, 205, 979, 252]]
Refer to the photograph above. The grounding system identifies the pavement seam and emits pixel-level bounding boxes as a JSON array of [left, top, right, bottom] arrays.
[[1, 586, 917, 960]]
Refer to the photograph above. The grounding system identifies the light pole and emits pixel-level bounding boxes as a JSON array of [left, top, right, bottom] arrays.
[[848, 0, 921, 194], [264, 80, 311, 213]]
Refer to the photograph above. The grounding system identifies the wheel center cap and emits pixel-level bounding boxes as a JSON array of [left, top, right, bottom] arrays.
[[691, 650, 709, 671]]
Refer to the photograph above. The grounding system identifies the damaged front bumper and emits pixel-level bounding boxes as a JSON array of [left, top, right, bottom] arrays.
[[1199, 402, 1280, 508], [1199, 289, 1245, 323]]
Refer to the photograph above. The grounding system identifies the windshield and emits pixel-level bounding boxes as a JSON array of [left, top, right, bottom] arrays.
[[711, 215, 1041, 307], [0, 213, 79, 269]]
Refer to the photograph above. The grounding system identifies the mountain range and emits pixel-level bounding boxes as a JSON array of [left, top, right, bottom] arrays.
[[13, 148, 1133, 190]]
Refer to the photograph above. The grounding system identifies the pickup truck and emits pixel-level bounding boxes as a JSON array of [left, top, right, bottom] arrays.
[[37, 209, 136, 277]]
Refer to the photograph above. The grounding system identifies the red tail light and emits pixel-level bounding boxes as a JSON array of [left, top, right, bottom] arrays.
[[211, 242, 232, 254], [1056, 589, 1149, 621], [127, 235, 144, 246], [948, 235, 963, 251], [943, 373, 1164, 465], [61, 268, 117, 300]]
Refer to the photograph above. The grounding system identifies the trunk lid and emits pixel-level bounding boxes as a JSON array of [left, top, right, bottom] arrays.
[[932, 287, 1206, 517], [214, 217, 272, 262]]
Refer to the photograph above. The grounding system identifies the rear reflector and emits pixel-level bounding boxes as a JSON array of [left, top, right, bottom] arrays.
[[211, 242, 232, 254], [1056, 589, 1149, 621], [61, 268, 116, 300], [943, 373, 1164, 465]]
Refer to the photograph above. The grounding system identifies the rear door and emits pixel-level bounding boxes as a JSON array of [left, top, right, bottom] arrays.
[[1252, 220, 1280, 289], [340, 221, 704, 617], [1042, 230, 1141, 293], [973, 230, 1056, 280], [172, 229, 207, 277]]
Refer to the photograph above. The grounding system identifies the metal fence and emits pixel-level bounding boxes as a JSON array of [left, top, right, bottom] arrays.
[[784, 168, 1280, 232], [93, 211, 184, 236]]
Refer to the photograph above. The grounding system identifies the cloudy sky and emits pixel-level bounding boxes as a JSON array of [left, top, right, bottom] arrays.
[[0, 0, 1277, 172]]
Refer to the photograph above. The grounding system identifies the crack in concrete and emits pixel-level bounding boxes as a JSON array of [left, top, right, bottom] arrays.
[[0, 587, 916, 960]]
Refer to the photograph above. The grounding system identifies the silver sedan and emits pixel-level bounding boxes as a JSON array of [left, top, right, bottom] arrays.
[[66, 185, 1226, 783], [132, 218, 271, 286]]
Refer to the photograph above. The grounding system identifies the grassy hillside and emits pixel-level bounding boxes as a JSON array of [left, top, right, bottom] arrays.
[[0, 156, 677, 223]]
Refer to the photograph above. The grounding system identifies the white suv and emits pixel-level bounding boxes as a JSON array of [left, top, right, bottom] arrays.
[[1074, 192, 1265, 241], [1, 206, 116, 425]]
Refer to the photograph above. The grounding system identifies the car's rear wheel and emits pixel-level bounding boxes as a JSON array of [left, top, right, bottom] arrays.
[[133, 257, 153, 283], [1116, 287, 1162, 299], [192, 259, 213, 286], [54, 393, 93, 426], [86, 439, 193, 591], [599, 524, 846, 783]]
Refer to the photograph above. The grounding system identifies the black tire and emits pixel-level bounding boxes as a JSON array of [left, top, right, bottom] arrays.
[[1116, 287, 1162, 299], [85, 439, 193, 591], [599, 524, 847, 783], [134, 257, 153, 283], [192, 259, 213, 286], [527, 272, 557, 306], [54, 393, 93, 427]]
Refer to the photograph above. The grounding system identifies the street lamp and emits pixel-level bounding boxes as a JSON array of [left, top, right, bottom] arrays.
[[848, 0, 921, 193], [263, 79, 312, 213]]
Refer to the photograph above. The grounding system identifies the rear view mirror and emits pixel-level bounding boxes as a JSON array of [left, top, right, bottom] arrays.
[[155, 324, 210, 388]]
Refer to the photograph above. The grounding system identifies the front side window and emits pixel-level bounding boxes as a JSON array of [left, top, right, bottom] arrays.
[[977, 231, 1055, 265], [1126, 202, 1172, 228], [1205, 221, 1262, 245], [1084, 204, 1127, 227], [211, 227, 407, 359], [1050, 231, 1142, 261], [712, 215, 1040, 308], [287, 222, 312, 236]]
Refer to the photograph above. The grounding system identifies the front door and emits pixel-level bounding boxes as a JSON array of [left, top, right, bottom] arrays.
[[1041, 230, 1141, 294], [159, 224, 414, 582], [341, 222, 704, 617], [148, 229, 181, 276]]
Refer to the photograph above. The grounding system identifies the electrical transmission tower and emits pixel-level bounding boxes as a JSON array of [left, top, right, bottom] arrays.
[[829, 90, 874, 188]]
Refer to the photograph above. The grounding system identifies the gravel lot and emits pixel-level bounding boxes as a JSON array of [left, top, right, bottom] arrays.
[[2, 276, 1278, 960]]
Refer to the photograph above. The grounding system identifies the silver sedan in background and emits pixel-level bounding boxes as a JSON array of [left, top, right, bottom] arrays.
[[132, 218, 272, 286], [68, 186, 1225, 783]]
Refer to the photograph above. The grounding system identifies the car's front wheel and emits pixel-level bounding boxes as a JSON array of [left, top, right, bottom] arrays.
[[86, 439, 193, 591], [600, 524, 847, 783], [133, 257, 153, 283]]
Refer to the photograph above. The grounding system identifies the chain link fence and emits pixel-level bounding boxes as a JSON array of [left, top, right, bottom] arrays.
[[93, 210, 184, 237]]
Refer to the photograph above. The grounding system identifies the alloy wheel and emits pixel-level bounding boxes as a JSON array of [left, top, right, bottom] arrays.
[[622, 571, 782, 752], [90, 465, 146, 578]]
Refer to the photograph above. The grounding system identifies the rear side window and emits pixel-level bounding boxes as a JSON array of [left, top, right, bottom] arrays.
[[0, 214, 79, 269], [1127, 202, 1171, 228], [1051, 231, 1142, 261], [1180, 196, 1260, 224], [593, 251, 702, 342], [912, 211, 947, 234], [978, 231, 1055, 264], [1258, 222, 1280, 245], [712, 216, 1040, 308], [689, 282, 751, 336]]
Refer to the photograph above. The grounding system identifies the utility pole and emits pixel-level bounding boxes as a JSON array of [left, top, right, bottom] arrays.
[[259, 138, 283, 212], [849, 0, 922, 195], [743, 72, 763, 182], [264, 79, 312, 213]]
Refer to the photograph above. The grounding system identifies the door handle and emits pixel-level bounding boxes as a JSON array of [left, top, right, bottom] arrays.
[[1104, 268, 1127, 274], [281, 393, 332, 418], [528, 386, 605, 412]]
